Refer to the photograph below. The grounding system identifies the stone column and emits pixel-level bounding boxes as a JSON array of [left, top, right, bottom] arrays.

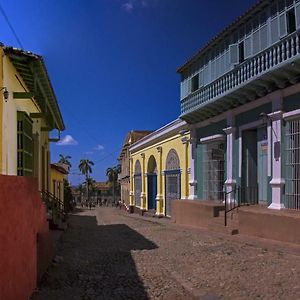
[[155, 146, 164, 216], [129, 157, 135, 213], [269, 110, 285, 210], [140, 153, 147, 210], [223, 126, 236, 202], [188, 128, 197, 200]]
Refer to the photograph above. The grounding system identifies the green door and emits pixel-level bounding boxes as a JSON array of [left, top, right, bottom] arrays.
[[257, 126, 269, 204]]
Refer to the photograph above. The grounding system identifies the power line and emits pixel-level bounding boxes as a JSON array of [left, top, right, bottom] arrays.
[[0, 3, 23, 49]]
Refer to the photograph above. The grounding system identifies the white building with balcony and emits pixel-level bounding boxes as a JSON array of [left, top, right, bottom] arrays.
[[175, 0, 300, 243]]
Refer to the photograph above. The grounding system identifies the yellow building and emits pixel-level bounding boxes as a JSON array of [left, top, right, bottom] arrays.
[[118, 130, 152, 210], [50, 163, 68, 203], [129, 119, 191, 217], [0, 46, 65, 191]]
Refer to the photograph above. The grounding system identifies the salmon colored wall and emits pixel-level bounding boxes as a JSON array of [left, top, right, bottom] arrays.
[[0, 175, 54, 300]]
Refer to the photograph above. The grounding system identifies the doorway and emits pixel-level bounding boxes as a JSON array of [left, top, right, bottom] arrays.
[[241, 126, 268, 204], [147, 155, 157, 210]]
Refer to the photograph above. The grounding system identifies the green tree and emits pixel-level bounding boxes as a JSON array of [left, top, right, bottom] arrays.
[[79, 159, 94, 202], [63, 179, 73, 212], [106, 165, 121, 205], [58, 154, 72, 169]]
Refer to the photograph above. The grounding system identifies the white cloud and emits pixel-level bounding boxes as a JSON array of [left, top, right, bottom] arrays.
[[122, 2, 134, 12], [56, 135, 78, 146], [93, 144, 104, 151], [84, 151, 94, 155]]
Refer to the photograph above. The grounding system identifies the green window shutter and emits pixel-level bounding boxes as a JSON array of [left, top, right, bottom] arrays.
[[17, 111, 33, 176]]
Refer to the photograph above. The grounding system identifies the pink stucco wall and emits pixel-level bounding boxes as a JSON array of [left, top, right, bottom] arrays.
[[0, 175, 54, 300]]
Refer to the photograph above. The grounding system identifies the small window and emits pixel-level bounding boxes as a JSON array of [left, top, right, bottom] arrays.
[[191, 74, 199, 92], [287, 9, 296, 34]]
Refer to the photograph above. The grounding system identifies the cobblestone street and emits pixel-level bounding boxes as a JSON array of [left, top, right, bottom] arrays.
[[32, 207, 300, 300]]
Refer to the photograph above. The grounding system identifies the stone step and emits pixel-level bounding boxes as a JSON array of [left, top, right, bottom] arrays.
[[141, 209, 157, 218]]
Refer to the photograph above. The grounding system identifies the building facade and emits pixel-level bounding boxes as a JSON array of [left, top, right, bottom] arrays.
[[118, 130, 152, 209], [129, 119, 190, 217], [50, 163, 68, 203], [0, 46, 65, 192], [178, 0, 300, 213]]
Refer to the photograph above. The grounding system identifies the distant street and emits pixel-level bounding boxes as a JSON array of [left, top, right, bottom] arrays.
[[32, 207, 300, 300]]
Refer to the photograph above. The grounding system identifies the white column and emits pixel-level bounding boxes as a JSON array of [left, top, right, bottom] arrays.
[[268, 110, 285, 210], [223, 126, 236, 202], [188, 128, 197, 200]]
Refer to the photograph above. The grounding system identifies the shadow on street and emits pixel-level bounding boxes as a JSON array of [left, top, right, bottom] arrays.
[[34, 210, 158, 300]]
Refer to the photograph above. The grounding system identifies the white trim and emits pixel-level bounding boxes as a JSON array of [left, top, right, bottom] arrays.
[[130, 119, 188, 152], [283, 108, 300, 121], [267, 124, 272, 177], [199, 134, 225, 144]]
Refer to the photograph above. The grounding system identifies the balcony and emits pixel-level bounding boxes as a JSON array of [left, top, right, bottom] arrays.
[[181, 31, 300, 123]]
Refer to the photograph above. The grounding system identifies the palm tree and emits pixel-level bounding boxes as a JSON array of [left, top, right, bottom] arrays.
[[106, 165, 121, 205], [79, 159, 94, 203], [58, 154, 72, 169]]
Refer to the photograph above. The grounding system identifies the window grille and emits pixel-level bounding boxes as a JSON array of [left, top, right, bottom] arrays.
[[165, 149, 181, 216], [284, 119, 300, 210], [202, 142, 225, 201]]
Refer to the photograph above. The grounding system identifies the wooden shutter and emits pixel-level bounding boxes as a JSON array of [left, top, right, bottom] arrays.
[[271, 16, 280, 44], [244, 36, 252, 59], [199, 70, 204, 87], [203, 64, 209, 86], [252, 29, 260, 55], [295, 3, 300, 29], [229, 44, 239, 65], [260, 24, 268, 50], [17, 111, 33, 176], [279, 13, 287, 38]]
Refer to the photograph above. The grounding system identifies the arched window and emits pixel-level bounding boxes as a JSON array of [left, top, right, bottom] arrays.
[[165, 149, 180, 170]]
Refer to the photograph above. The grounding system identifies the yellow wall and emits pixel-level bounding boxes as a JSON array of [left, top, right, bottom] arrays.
[[130, 131, 190, 216], [1, 52, 51, 191], [50, 168, 66, 202]]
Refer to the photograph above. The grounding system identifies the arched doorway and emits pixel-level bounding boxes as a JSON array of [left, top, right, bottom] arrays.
[[165, 149, 181, 216], [134, 160, 142, 207], [147, 156, 157, 210]]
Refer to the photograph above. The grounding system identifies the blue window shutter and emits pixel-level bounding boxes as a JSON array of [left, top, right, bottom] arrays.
[[295, 4, 300, 29], [229, 44, 239, 65], [279, 13, 287, 37], [199, 70, 204, 87], [260, 24, 268, 50], [252, 29, 260, 55], [244, 36, 252, 59], [271, 16, 279, 44]]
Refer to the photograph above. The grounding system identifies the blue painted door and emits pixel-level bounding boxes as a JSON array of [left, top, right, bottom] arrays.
[[147, 174, 157, 210]]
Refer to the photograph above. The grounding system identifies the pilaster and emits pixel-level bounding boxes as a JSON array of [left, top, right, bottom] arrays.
[[140, 153, 147, 210], [268, 110, 285, 210], [188, 128, 197, 200], [155, 146, 164, 216], [223, 126, 236, 202]]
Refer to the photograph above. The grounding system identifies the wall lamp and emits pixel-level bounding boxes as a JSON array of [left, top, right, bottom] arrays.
[[0, 87, 9, 102]]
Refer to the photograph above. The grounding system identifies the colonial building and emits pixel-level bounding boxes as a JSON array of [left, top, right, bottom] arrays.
[[50, 163, 69, 203], [0, 45, 65, 190], [118, 130, 152, 210], [176, 0, 300, 243], [129, 119, 190, 217], [0, 45, 65, 300]]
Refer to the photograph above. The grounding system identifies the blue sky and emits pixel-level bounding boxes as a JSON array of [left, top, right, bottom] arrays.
[[0, 0, 256, 184]]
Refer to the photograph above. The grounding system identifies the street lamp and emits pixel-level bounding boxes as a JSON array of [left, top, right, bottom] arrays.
[[0, 87, 9, 102]]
